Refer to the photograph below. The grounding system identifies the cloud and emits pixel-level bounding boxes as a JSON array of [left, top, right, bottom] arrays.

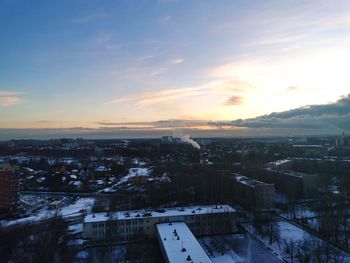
[[287, 86, 299, 92], [137, 55, 155, 61], [96, 119, 208, 129], [0, 90, 25, 107], [159, 15, 171, 23], [73, 13, 108, 24], [150, 68, 167, 77], [149, 58, 184, 76], [169, 58, 184, 65], [105, 79, 253, 106], [216, 94, 350, 130], [224, 96, 243, 106]]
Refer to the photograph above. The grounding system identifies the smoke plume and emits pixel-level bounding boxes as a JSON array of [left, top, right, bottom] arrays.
[[180, 135, 201, 149]]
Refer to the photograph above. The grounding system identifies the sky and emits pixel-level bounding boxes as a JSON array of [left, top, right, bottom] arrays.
[[0, 0, 350, 139]]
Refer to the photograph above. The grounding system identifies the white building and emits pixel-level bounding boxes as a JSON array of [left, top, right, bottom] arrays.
[[156, 222, 212, 263], [83, 204, 237, 241]]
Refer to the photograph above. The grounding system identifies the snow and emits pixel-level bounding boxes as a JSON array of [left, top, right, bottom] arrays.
[[199, 235, 280, 263], [0, 198, 94, 227], [281, 204, 316, 219], [60, 198, 94, 216], [36, 177, 46, 183], [156, 222, 212, 263], [67, 239, 85, 246], [95, 166, 109, 172], [212, 255, 237, 263], [84, 204, 235, 223], [276, 221, 305, 242], [115, 167, 150, 186], [100, 187, 116, 193], [84, 213, 109, 223], [68, 223, 83, 234], [274, 159, 291, 166], [233, 173, 269, 188], [244, 220, 350, 262], [96, 179, 104, 185], [75, 250, 89, 259]]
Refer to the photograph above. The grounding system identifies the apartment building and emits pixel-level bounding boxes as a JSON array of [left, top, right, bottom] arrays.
[[0, 164, 19, 217]]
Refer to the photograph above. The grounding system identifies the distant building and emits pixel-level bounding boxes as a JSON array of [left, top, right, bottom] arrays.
[[260, 168, 318, 198], [232, 173, 274, 211], [161, 136, 175, 143], [292, 144, 328, 157], [0, 164, 19, 218], [83, 205, 237, 241], [336, 131, 348, 148]]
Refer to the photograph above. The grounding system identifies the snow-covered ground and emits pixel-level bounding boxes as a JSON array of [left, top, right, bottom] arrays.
[[244, 220, 350, 262], [72, 244, 129, 263], [199, 234, 281, 263], [99, 167, 152, 192], [60, 198, 94, 216], [115, 167, 150, 186], [0, 197, 94, 227], [281, 203, 317, 219]]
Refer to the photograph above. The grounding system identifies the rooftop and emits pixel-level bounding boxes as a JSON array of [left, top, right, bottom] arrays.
[[265, 167, 310, 178], [84, 204, 235, 223], [156, 222, 212, 263], [233, 173, 272, 188]]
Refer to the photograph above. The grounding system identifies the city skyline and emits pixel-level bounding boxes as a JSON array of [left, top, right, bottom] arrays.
[[1, 0, 350, 139]]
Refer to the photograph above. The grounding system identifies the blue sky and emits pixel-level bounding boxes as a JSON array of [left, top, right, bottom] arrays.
[[0, 0, 349, 138]]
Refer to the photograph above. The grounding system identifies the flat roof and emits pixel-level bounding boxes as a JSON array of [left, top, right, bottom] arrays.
[[265, 167, 306, 178], [156, 222, 212, 263], [233, 173, 272, 188], [84, 204, 235, 223]]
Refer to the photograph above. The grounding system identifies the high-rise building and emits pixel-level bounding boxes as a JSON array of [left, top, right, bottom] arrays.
[[0, 164, 19, 218]]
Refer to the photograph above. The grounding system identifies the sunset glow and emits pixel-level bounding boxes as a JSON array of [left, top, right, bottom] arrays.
[[0, 0, 349, 138]]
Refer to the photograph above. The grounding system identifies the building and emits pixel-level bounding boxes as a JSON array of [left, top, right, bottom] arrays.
[[161, 136, 175, 143], [0, 164, 19, 218], [260, 168, 318, 198], [336, 131, 348, 148], [83, 204, 237, 241], [232, 174, 274, 211], [156, 222, 212, 263], [292, 144, 328, 157]]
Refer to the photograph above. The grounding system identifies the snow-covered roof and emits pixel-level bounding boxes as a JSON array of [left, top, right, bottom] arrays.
[[36, 177, 46, 183], [84, 204, 235, 223], [233, 173, 272, 188], [96, 179, 104, 185], [95, 166, 109, 172], [273, 159, 291, 166], [265, 168, 307, 178], [156, 222, 212, 263]]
